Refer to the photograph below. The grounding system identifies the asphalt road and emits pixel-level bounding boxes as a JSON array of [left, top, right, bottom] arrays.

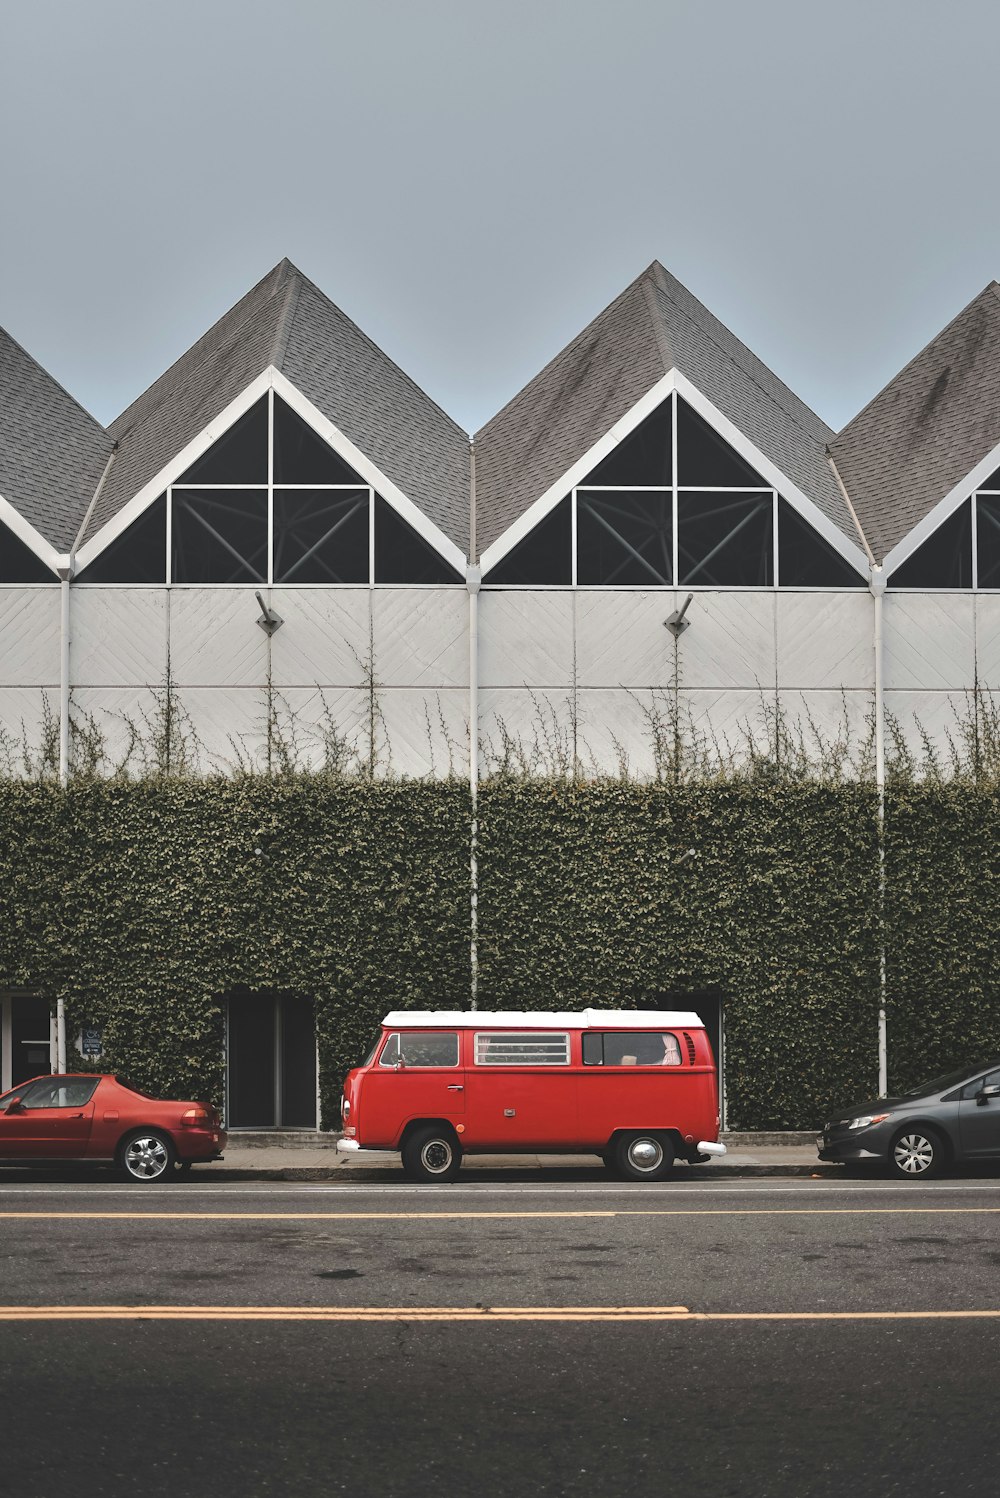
[[2, 1175, 1000, 1497]]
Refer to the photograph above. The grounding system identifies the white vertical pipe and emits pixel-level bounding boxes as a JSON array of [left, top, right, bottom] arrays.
[[871, 565, 888, 1096], [468, 433, 479, 1012], [56, 998, 67, 1074], [57, 567, 72, 784], [468, 563, 481, 1012]]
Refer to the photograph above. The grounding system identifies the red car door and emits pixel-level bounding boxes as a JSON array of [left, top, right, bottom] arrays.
[[0, 1078, 98, 1158]]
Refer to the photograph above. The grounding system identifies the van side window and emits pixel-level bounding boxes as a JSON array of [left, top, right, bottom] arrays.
[[474, 1033, 570, 1066], [583, 1032, 683, 1066], [379, 1032, 459, 1068]]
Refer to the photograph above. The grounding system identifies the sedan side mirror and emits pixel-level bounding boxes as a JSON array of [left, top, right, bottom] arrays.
[[3, 1098, 24, 1115], [976, 1084, 1000, 1105]]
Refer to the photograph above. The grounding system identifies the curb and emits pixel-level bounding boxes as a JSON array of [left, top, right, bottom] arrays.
[[194, 1162, 838, 1182]]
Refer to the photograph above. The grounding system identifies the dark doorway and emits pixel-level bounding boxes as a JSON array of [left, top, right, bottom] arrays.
[[11, 997, 52, 1089], [227, 991, 316, 1129], [639, 990, 725, 1127]]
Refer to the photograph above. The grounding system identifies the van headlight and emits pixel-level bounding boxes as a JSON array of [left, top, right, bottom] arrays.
[[848, 1112, 890, 1130]]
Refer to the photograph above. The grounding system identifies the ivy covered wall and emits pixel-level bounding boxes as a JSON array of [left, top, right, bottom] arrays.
[[884, 783, 1000, 1095], [2, 769, 998, 1130], [476, 781, 882, 1129], [0, 778, 471, 1128]]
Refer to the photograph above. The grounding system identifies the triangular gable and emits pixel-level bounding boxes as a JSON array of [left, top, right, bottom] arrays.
[[74, 376, 466, 578], [479, 375, 868, 581], [475, 261, 861, 565]]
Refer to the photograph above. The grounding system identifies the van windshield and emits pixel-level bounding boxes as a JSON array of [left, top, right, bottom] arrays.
[[361, 1036, 382, 1067]]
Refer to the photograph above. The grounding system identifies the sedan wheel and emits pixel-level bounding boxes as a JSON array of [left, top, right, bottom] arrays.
[[121, 1131, 175, 1182], [890, 1128, 944, 1180]]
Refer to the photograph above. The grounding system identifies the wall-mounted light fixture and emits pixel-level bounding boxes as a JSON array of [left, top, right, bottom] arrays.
[[665, 593, 694, 639], [255, 591, 283, 636]]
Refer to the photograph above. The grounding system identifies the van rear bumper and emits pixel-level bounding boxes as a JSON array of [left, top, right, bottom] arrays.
[[696, 1141, 727, 1157]]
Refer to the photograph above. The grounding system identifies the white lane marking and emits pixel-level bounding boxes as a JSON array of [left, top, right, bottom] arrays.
[[2, 1182, 1000, 1197]]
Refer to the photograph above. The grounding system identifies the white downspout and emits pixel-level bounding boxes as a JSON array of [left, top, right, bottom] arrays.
[[55, 564, 72, 1073], [468, 438, 479, 1011], [871, 565, 888, 1097]]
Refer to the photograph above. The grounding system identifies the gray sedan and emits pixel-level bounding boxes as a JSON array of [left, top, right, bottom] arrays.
[[818, 1061, 1000, 1178]]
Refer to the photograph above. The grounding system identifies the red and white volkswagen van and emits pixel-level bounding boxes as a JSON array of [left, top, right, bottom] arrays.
[[338, 1009, 725, 1181]]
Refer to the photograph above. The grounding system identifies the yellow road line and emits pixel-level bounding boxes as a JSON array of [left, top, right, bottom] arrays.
[[2, 1208, 1000, 1221], [2, 1305, 1000, 1322]]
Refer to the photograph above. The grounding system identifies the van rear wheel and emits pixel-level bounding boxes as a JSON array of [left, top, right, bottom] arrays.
[[401, 1125, 462, 1183], [614, 1133, 675, 1182]]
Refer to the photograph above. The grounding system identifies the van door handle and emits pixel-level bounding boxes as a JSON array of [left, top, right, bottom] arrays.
[[446, 1085, 464, 1092]]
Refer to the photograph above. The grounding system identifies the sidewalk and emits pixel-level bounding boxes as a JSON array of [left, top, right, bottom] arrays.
[[210, 1132, 833, 1180]]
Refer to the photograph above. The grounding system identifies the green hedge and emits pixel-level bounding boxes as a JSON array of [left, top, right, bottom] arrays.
[[0, 778, 471, 1127], [884, 783, 1000, 1094], [2, 772, 998, 1130], [476, 781, 881, 1129]]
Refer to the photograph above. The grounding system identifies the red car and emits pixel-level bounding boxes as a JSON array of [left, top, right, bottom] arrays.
[[0, 1073, 226, 1181]]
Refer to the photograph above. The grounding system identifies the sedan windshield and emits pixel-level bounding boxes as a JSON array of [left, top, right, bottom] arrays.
[[902, 1063, 992, 1100]]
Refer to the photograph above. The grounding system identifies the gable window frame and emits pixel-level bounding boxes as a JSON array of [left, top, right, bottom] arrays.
[[485, 386, 860, 591], [73, 383, 463, 589]]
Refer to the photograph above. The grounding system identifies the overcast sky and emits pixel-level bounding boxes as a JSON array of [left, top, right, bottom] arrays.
[[2, 0, 998, 437]]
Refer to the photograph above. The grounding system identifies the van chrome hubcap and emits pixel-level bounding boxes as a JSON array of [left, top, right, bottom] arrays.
[[628, 1138, 663, 1171]]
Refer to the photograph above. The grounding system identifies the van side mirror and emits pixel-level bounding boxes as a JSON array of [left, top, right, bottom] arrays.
[[394, 1058, 406, 1071]]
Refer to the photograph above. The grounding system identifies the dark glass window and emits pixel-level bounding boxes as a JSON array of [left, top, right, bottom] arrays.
[[487, 497, 571, 585], [676, 397, 766, 487], [576, 489, 672, 586], [977, 496, 1000, 589], [0, 520, 57, 582], [75, 496, 167, 583], [375, 496, 462, 584], [379, 1032, 460, 1067], [171, 489, 267, 583], [176, 398, 268, 485], [777, 499, 865, 587], [584, 399, 672, 486], [273, 397, 363, 485], [981, 465, 1000, 492], [273, 488, 370, 584], [582, 1032, 683, 1065], [678, 491, 773, 586], [889, 500, 972, 588]]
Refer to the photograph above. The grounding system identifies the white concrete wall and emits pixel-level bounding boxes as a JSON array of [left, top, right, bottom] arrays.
[[1, 582, 991, 779], [0, 587, 60, 775]]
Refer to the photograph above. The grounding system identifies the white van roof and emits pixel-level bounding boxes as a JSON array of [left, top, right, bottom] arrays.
[[380, 1008, 704, 1031]]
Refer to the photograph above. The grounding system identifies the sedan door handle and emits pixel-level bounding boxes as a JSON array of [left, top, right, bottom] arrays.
[[446, 1085, 464, 1092]]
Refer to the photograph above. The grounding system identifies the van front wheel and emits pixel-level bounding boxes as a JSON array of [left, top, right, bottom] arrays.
[[402, 1126, 462, 1183], [614, 1133, 675, 1181]]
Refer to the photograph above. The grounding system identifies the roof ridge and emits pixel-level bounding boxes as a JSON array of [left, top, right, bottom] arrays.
[[110, 259, 293, 435], [650, 262, 833, 443], [835, 280, 1000, 442], [269, 266, 302, 370], [474, 265, 658, 438], [288, 266, 470, 441], [0, 324, 110, 438], [640, 270, 674, 374]]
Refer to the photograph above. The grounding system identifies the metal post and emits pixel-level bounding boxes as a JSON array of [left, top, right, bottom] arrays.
[[56, 997, 67, 1074], [57, 566, 72, 784], [468, 563, 481, 1011], [871, 565, 888, 1096]]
